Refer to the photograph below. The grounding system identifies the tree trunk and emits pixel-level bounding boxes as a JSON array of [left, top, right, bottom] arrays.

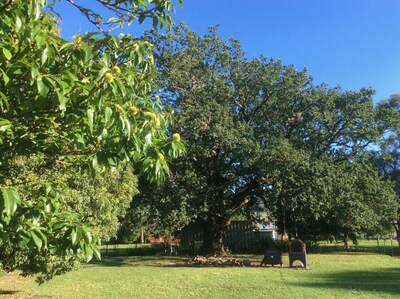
[[343, 234, 350, 251], [393, 219, 400, 250], [201, 214, 230, 256], [140, 229, 144, 244], [397, 232, 400, 251]]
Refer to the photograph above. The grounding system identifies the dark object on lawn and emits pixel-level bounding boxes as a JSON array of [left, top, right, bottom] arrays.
[[243, 260, 252, 266], [260, 245, 282, 267], [289, 239, 307, 268]]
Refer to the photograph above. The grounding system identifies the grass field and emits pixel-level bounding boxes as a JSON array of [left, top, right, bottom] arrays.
[[1, 252, 400, 298]]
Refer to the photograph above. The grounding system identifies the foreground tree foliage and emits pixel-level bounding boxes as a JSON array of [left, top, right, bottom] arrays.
[[2, 156, 138, 282], [0, 0, 184, 281], [6, 157, 138, 242], [134, 24, 397, 255]]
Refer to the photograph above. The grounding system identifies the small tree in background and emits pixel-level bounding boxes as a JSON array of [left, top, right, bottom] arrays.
[[372, 94, 400, 248]]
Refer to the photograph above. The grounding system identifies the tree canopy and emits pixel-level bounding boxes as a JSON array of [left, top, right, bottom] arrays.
[[132, 24, 397, 254]]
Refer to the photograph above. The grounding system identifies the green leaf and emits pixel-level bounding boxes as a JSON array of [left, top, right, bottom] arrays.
[[83, 44, 92, 62], [1, 188, 21, 217], [93, 246, 101, 260], [0, 118, 11, 132], [87, 108, 94, 133], [56, 91, 68, 111], [70, 229, 78, 246], [138, 14, 145, 24], [138, 0, 148, 9], [15, 16, 23, 32], [110, 35, 120, 47], [31, 230, 43, 250], [49, 245, 58, 254], [104, 106, 112, 124], [85, 244, 93, 262], [18, 230, 31, 247], [1, 69, 9, 85], [45, 183, 52, 195], [74, 133, 85, 147], [59, 42, 74, 53], [152, 17, 159, 28], [37, 77, 49, 96], [31, 67, 39, 79], [124, 118, 131, 137], [0, 230, 5, 246], [2, 48, 12, 60], [84, 230, 92, 243], [34, 228, 48, 249], [98, 67, 109, 79], [0, 91, 9, 111], [155, 159, 161, 176], [41, 46, 49, 65], [145, 133, 152, 146]]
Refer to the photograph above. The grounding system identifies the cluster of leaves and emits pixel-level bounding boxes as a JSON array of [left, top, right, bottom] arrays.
[[0, 0, 184, 280], [0, 184, 98, 283], [60, 0, 183, 33], [0, 1, 184, 181]]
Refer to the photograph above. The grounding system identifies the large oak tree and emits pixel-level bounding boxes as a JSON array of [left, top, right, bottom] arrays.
[[138, 24, 396, 255]]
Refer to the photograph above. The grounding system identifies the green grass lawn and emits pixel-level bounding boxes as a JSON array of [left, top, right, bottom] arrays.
[[315, 238, 399, 252], [1, 253, 400, 298]]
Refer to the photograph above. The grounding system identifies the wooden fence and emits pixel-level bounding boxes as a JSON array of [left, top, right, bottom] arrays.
[[179, 221, 275, 253]]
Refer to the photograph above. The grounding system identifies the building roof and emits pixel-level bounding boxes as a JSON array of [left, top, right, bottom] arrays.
[[255, 222, 277, 231]]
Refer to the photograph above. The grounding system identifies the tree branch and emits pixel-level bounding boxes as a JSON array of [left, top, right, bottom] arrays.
[[247, 90, 271, 125]]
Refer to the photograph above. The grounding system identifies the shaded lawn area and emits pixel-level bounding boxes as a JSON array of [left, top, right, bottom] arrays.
[[1, 253, 400, 298]]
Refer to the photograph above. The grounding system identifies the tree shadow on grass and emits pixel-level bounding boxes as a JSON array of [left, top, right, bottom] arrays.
[[87, 257, 132, 267], [288, 267, 400, 296], [0, 290, 19, 295], [87, 256, 186, 267]]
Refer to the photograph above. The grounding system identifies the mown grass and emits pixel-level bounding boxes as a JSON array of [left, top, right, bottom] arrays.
[[311, 238, 399, 255], [1, 253, 400, 298]]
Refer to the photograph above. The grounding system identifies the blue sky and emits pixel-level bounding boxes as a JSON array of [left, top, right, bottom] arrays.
[[55, 0, 400, 104]]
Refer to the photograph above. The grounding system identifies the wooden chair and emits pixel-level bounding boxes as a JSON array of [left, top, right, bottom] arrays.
[[289, 239, 307, 268]]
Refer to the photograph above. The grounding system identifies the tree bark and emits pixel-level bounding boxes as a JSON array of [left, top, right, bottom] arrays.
[[201, 213, 230, 256], [343, 234, 350, 251], [393, 219, 400, 250]]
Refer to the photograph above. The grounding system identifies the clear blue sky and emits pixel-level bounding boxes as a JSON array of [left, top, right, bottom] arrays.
[[55, 0, 400, 104]]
